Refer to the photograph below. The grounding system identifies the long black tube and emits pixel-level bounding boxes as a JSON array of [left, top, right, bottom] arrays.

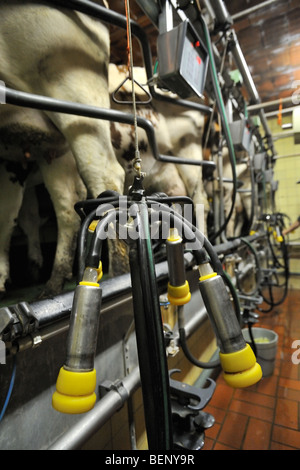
[[129, 204, 173, 450], [260, 234, 289, 309], [179, 328, 220, 368]]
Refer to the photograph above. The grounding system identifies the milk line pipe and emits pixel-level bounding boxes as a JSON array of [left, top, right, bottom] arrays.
[[0, 251, 195, 346], [1, 85, 216, 169], [48, 0, 213, 115]]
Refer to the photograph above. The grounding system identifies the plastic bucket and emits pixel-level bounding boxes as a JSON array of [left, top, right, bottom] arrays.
[[242, 327, 278, 377]]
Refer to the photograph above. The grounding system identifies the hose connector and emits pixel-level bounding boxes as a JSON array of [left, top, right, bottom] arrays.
[[52, 267, 102, 414], [273, 227, 283, 243], [198, 262, 262, 388], [166, 229, 191, 306]]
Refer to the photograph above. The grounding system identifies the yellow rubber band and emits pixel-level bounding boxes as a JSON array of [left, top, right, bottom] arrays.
[[199, 272, 217, 282], [88, 220, 99, 232], [168, 291, 191, 306], [79, 281, 100, 287]]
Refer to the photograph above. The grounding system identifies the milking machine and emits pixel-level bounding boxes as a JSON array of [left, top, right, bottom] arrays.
[[51, 174, 262, 450]]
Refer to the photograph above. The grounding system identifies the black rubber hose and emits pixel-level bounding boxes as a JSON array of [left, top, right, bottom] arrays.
[[129, 204, 173, 450], [179, 328, 220, 369]]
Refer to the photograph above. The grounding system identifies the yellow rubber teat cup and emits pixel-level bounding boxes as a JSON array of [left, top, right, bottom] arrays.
[[219, 343, 262, 388], [167, 281, 191, 306], [52, 367, 97, 414]]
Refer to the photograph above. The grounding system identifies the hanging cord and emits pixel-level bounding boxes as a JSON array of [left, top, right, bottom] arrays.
[[124, 0, 142, 176]]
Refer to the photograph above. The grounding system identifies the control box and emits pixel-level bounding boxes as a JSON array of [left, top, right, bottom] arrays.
[[229, 118, 252, 153], [157, 20, 208, 99]]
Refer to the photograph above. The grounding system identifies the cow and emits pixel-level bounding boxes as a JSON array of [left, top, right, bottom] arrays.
[[0, 0, 124, 297]]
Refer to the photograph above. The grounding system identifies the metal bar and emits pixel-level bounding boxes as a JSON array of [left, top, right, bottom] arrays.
[[230, 31, 260, 104], [272, 130, 295, 140], [232, 0, 279, 21], [248, 96, 297, 112], [273, 153, 300, 159], [265, 107, 296, 118]]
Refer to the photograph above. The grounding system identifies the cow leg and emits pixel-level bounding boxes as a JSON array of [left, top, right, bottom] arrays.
[[38, 150, 87, 296], [0, 162, 25, 296], [18, 185, 44, 281]]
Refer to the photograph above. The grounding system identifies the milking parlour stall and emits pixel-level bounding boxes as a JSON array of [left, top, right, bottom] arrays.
[[0, 0, 298, 458]]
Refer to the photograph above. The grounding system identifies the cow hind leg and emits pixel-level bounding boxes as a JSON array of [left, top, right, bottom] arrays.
[[38, 150, 87, 297], [0, 162, 25, 297]]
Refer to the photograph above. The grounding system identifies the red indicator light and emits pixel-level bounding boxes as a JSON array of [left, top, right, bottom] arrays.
[[196, 56, 201, 65], [195, 40, 200, 47]]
